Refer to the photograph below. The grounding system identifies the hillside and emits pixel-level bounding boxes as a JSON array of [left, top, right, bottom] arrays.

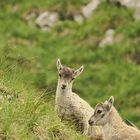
[[0, 0, 140, 139]]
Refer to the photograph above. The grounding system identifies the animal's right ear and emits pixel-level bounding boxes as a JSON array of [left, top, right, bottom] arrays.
[[74, 65, 84, 78], [56, 59, 63, 71], [105, 96, 114, 111]]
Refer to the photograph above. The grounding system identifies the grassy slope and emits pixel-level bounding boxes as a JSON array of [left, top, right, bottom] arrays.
[[0, 0, 140, 139]]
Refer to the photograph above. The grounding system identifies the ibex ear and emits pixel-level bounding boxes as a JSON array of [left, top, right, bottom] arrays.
[[56, 59, 63, 71], [106, 96, 114, 111], [74, 65, 84, 78]]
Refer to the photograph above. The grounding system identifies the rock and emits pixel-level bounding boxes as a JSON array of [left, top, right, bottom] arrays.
[[81, 0, 101, 18], [109, 0, 140, 21], [134, 4, 140, 21], [35, 11, 59, 30], [99, 29, 115, 48], [73, 14, 84, 24], [109, 0, 140, 8]]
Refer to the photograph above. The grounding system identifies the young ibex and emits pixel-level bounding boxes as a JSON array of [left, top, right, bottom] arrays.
[[89, 96, 140, 140], [55, 59, 102, 139]]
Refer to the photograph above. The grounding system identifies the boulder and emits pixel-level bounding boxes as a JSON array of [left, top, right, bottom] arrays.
[[81, 0, 101, 18], [35, 11, 59, 30]]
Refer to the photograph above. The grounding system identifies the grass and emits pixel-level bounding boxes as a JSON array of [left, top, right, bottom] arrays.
[[0, 72, 86, 139], [0, 0, 140, 139]]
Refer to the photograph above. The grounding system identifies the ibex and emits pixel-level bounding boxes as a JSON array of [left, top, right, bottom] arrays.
[[55, 59, 102, 139], [89, 96, 140, 140]]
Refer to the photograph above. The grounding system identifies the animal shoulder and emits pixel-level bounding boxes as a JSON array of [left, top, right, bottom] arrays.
[[71, 93, 88, 105]]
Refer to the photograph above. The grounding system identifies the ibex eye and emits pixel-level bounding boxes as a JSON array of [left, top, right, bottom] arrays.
[[72, 78, 75, 80], [59, 74, 61, 77], [97, 110, 102, 114]]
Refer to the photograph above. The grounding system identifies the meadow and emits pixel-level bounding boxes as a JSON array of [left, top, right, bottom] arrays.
[[0, 0, 140, 139]]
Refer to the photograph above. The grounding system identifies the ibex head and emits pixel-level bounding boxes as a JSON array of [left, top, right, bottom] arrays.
[[88, 96, 114, 126], [56, 59, 84, 90]]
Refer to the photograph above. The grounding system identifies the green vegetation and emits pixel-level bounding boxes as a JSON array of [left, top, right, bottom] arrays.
[[0, 0, 140, 139]]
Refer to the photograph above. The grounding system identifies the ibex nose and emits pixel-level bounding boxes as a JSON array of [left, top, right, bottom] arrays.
[[88, 120, 94, 126], [61, 84, 66, 89]]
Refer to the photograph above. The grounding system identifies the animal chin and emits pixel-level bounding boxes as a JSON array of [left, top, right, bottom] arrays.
[[61, 87, 66, 90]]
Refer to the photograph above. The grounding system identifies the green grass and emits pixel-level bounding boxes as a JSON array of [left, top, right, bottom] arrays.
[[0, 71, 86, 139], [0, 0, 140, 139]]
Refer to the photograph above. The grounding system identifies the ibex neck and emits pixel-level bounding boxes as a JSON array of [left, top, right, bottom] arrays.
[[55, 81, 73, 106], [102, 107, 124, 136], [108, 107, 123, 127], [56, 81, 72, 96]]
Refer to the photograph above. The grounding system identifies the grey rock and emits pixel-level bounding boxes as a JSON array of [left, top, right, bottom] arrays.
[[35, 11, 59, 30], [99, 29, 115, 48], [73, 14, 84, 24], [81, 0, 101, 18]]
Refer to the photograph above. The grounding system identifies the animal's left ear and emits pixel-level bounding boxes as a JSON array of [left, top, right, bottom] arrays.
[[56, 58, 63, 71], [74, 65, 84, 78], [106, 96, 114, 111]]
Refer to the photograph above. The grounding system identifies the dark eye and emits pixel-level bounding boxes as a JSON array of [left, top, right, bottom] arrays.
[[97, 110, 102, 114], [59, 74, 61, 77]]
